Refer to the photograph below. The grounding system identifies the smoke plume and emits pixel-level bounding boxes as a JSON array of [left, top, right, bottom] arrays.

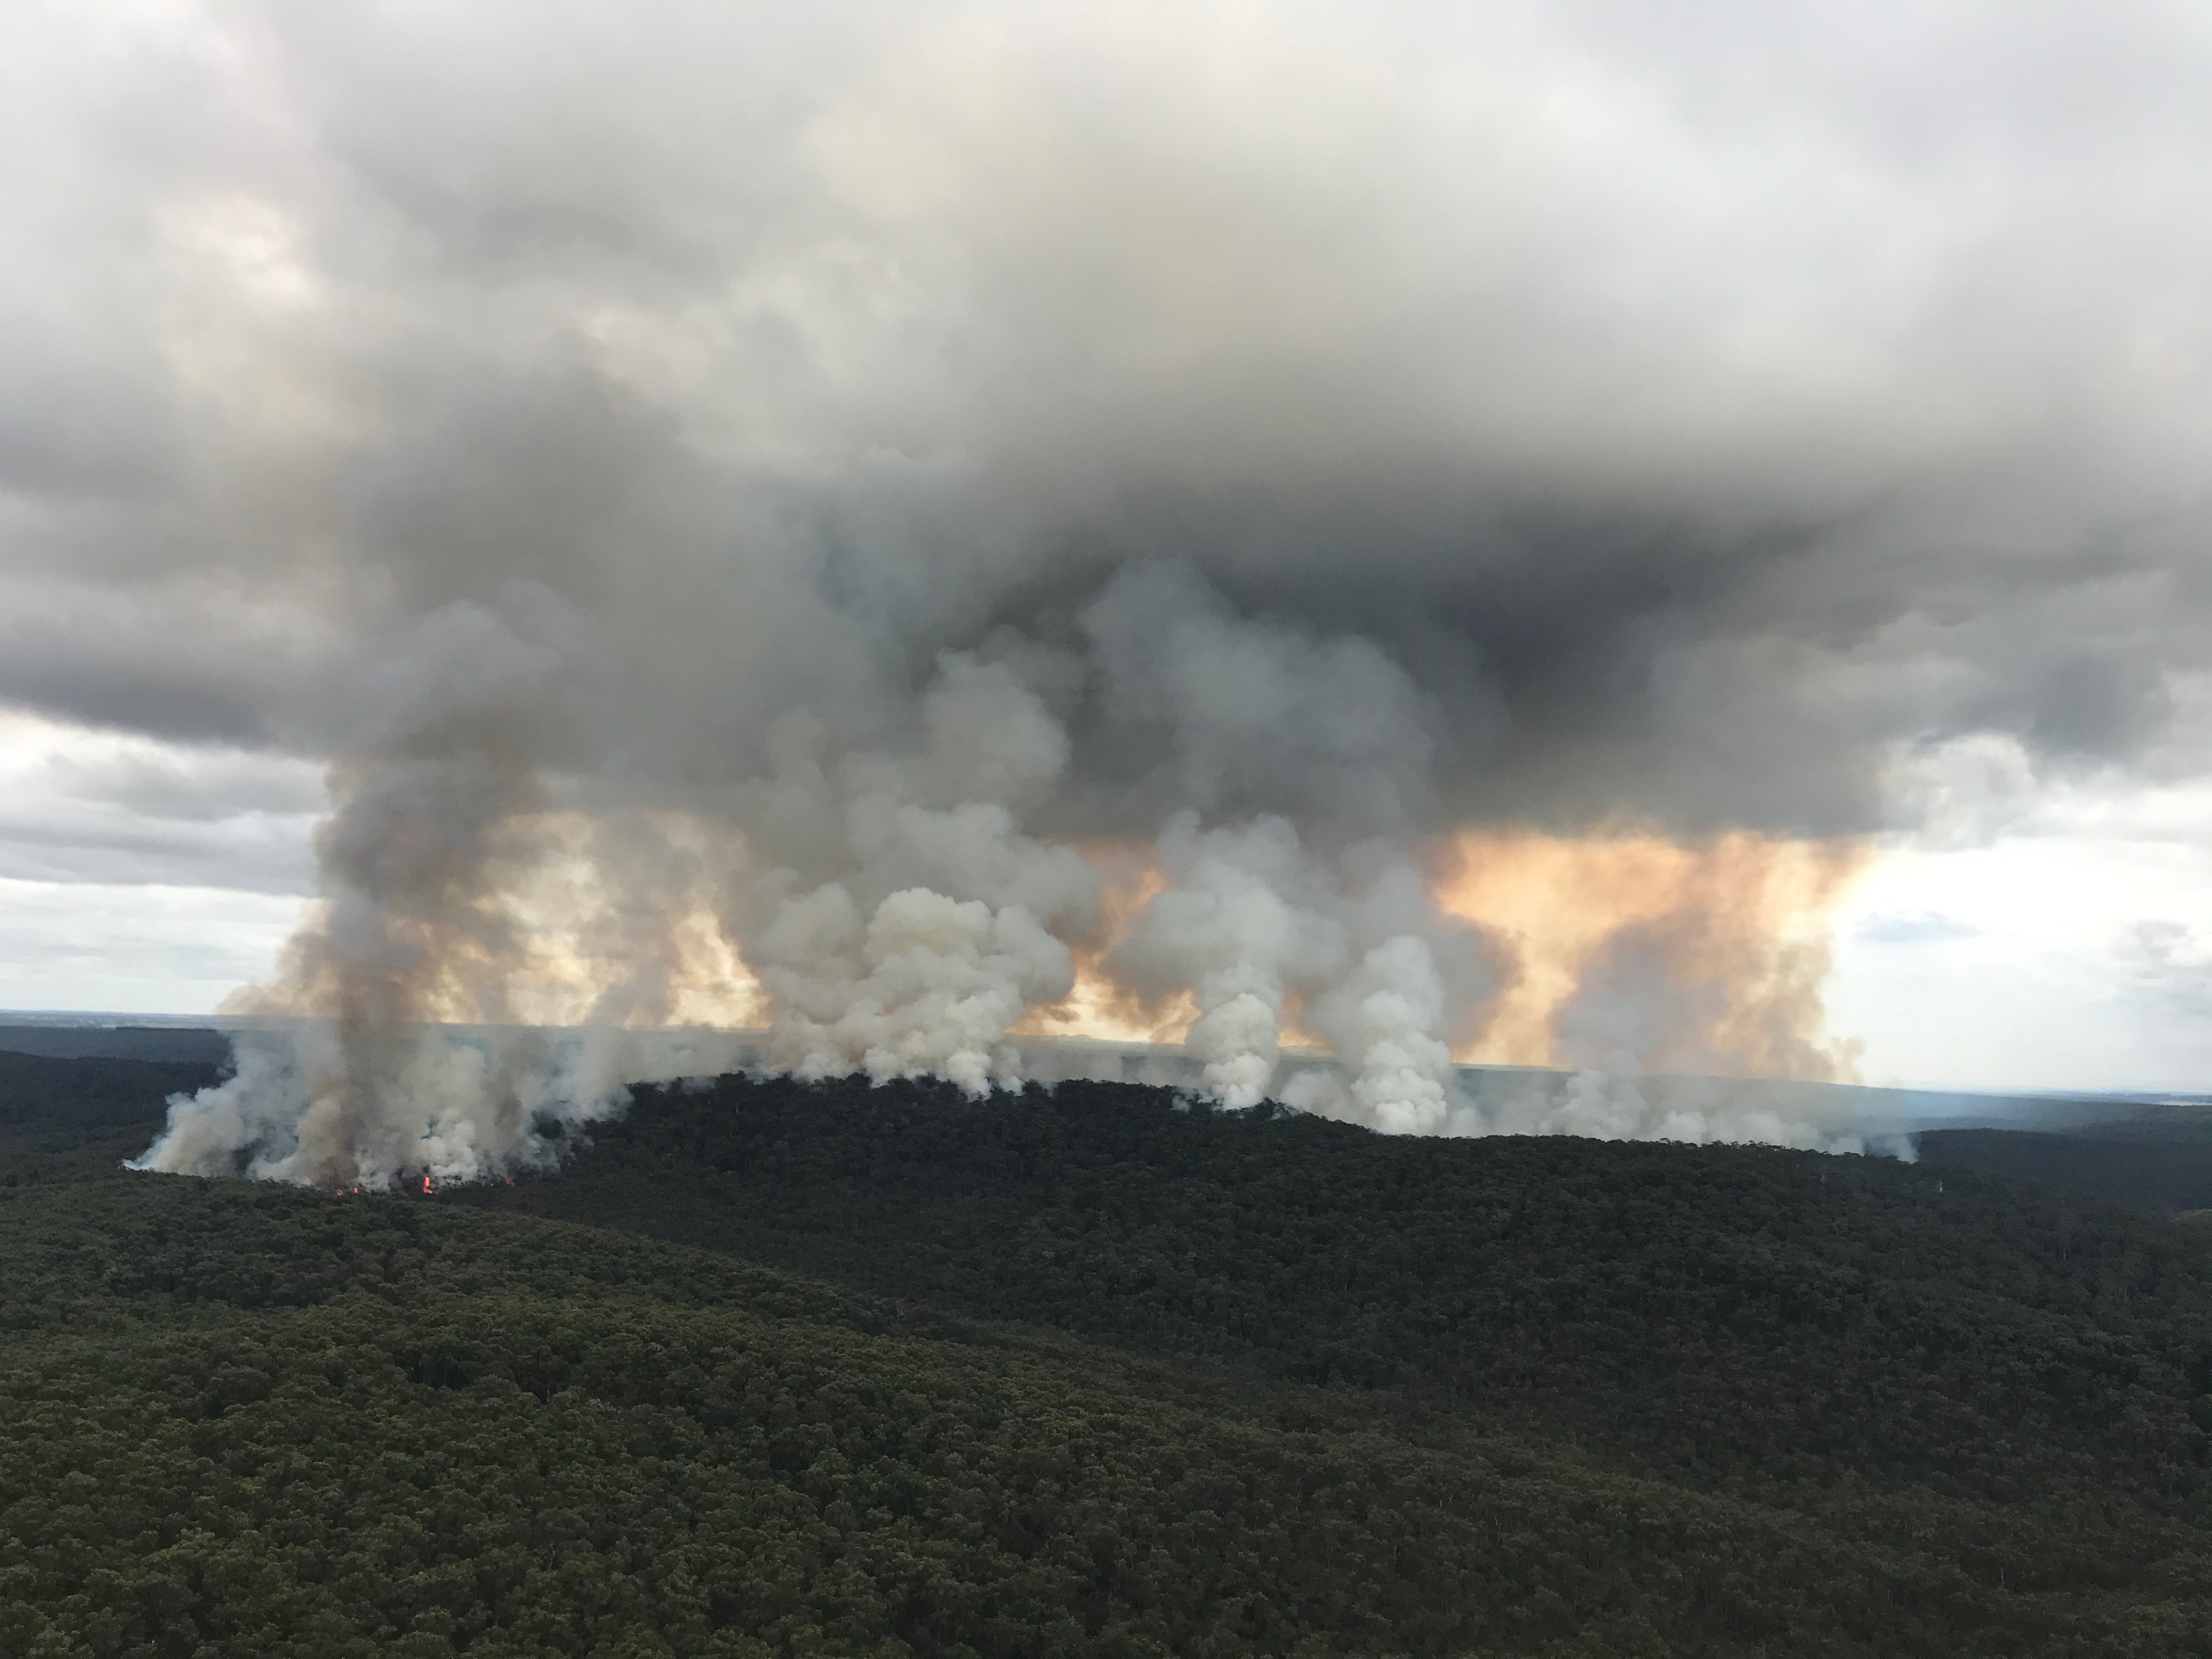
[[1, 2, 2199, 1179], [736, 653, 1100, 1092]]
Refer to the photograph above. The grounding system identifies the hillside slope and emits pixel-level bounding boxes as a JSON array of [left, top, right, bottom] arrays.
[[0, 1048, 219, 1133], [1, 1065, 2209, 1655], [1918, 1122, 2212, 1212], [456, 1077, 2212, 1509]]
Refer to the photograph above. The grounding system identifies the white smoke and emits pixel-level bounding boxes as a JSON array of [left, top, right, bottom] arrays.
[[1496, 888, 1914, 1155], [1297, 936, 1458, 1135], [1110, 815, 1347, 1107], [733, 652, 1099, 1093], [753, 883, 1073, 1093], [132, 586, 611, 1186], [1471, 1064, 1917, 1159], [129, 1020, 751, 1187], [1288, 855, 1506, 1132], [128, 573, 1888, 1181], [1106, 817, 1506, 1126], [1076, 564, 1509, 1127]]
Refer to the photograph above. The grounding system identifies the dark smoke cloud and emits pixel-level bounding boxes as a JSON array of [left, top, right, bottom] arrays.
[[9, 3, 2207, 829], [3, 1, 2204, 1172]]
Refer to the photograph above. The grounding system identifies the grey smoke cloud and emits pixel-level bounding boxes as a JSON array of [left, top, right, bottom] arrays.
[[1077, 562, 1440, 834], [3, 1, 2206, 1172], [8, 2, 2209, 817]]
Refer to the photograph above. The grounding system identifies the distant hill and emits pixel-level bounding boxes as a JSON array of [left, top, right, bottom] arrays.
[[1917, 1124, 2212, 1211], [0, 1047, 217, 1131], [0, 1020, 232, 1064]]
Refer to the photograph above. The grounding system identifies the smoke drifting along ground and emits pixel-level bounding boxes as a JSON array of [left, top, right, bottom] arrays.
[[5, 4, 2204, 1180]]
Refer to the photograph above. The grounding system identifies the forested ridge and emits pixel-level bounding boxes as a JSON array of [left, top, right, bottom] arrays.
[[1917, 1123, 2212, 1213], [0, 1049, 219, 1134], [3, 1059, 2211, 1656]]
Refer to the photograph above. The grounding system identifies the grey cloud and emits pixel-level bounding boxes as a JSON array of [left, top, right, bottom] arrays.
[[1854, 910, 1978, 946], [0, 815, 314, 896], [0, 736, 320, 895], [5, 1, 2208, 832], [47, 748, 325, 823], [1075, 561, 1439, 836], [2126, 921, 2212, 1022], [0, 877, 302, 1013], [0, 577, 338, 749]]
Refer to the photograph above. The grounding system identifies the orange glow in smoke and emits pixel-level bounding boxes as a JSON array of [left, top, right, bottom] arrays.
[[1013, 843, 1175, 1045], [1438, 828, 1869, 1079], [1034, 828, 1867, 1081]]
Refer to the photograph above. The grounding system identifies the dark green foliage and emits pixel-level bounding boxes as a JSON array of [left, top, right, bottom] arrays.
[[0, 1024, 233, 1065], [1919, 1126, 2212, 1212], [0, 1050, 217, 1133], [459, 1078, 2212, 1510], [4, 1064, 2212, 1656]]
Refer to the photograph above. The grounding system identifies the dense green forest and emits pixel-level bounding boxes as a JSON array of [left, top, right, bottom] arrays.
[[0, 1049, 219, 1135], [0, 1023, 233, 1065], [3, 1055, 2211, 1656], [1917, 1121, 2212, 1212]]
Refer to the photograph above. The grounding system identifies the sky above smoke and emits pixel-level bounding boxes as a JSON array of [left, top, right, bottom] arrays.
[[4, 1, 2212, 1114]]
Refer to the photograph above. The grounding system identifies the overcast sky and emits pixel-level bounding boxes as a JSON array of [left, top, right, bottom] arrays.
[[4, 1, 2212, 1094]]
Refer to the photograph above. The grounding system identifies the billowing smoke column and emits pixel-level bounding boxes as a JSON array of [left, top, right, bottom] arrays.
[[132, 555, 1871, 1181], [736, 653, 1101, 1092], [139, 566, 1534, 1180], [7, 4, 2198, 1180], [1063, 562, 1512, 1132], [133, 589, 664, 1186]]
